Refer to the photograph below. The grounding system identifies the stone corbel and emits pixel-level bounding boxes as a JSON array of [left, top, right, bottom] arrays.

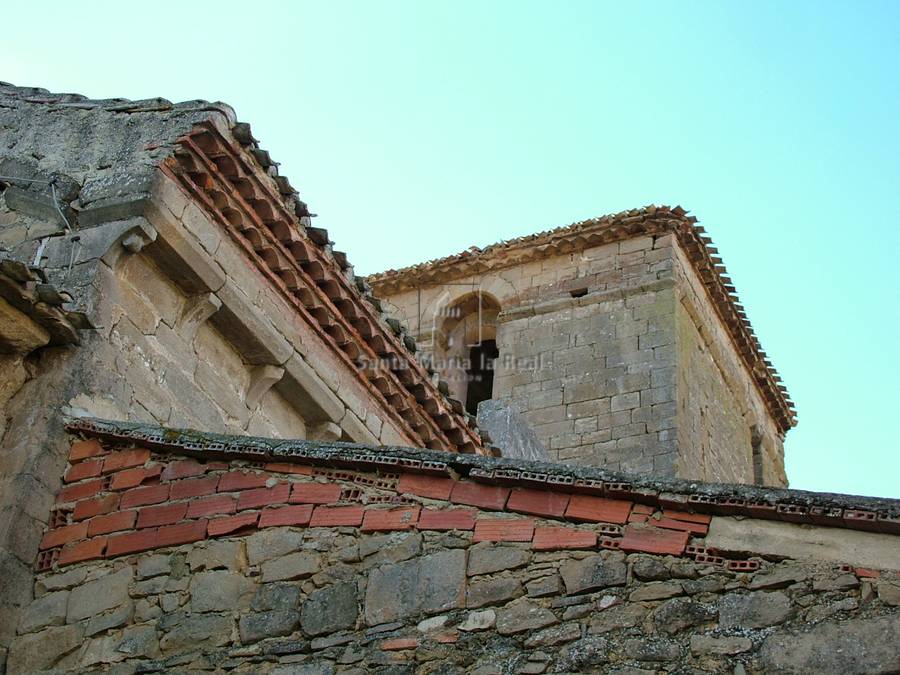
[[275, 353, 345, 425], [99, 220, 158, 269], [245, 364, 285, 410], [40, 217, 158, 272], [174, 293, 222, 342], [307, 421, 342, 442]]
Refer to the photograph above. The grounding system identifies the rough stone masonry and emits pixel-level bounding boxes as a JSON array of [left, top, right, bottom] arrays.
[[6, 421, 899, 674], [0, 82, 895, 675], [370, 210, 795, 486]]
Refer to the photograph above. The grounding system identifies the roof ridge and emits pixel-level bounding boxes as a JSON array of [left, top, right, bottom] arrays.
[[366, 204, 681, 283]]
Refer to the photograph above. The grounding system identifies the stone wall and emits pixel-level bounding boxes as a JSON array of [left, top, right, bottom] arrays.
[[381, 235, 679, 476], [671, 246, 786, 486], [378, 231, 790, 487], [8, 432, 900, 675], [0, 164, 415, 652]]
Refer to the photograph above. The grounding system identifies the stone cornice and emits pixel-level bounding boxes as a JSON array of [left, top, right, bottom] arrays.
[[162, 123, 486, 455]]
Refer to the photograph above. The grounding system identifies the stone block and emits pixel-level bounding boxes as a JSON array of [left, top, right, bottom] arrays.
[[17, 590, 68, 634], [67, 567, 132, 623], [458, 609, 496, 632], [495, 598, 558, 635], [364, 549, 466, 625], [588, 603, 646, 634], [719, 590, 794, 629], [240, 610, 300, 643], [300, 582, 359, 636], [759, 614, 900, 673], [246, 528, 305, 566], [689, 634, 752, 656], [466, 577, 523, 608], [159, 612, 233, 653], [560, 555, 626, 595], [651, 597, 717, 634], [6, 624, 84, 675], [190, 570, 255, 612], [629, 581, 683, 602], [526, 575, 563, 598], [261, 551, 322, 582], [252, 583, 301, 612]]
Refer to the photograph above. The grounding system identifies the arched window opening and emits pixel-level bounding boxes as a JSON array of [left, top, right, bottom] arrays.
[[432, 291, 501, 414], [466, 339, 499, 415]]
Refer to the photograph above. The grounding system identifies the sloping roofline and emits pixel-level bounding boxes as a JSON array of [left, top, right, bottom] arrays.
[[0, 82, 486, 454]]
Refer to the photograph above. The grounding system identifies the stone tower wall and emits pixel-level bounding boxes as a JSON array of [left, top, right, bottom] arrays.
[[381, 235, 678, 475], [672, 245, 787, 486], [378, 233, 787, 485]]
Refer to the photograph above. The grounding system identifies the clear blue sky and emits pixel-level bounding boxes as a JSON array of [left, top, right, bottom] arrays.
[[4, 1, 898, 497]]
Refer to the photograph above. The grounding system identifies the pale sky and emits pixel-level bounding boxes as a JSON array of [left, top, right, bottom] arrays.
[[3, 1, 898, 497]]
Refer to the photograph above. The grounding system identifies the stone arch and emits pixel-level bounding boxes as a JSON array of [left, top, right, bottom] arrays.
[[430, 290, 501, 413]]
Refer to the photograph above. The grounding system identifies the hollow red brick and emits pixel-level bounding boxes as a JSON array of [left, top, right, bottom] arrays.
[[362, 507, 421, 532], [472, 518, 535, 543], [187, 494, 237, 519], [157, 519, 208, 547], [259, 504, 314, 528], [107, 528, 158, 557], [237, 483, 291, 511], [855, 567, 881, 578], [161, 459, 207, 482], [381, 638, 418, 651], [661, 509, 712, 525], [69, 439, 106, 462], [507, 488, 570, 518], [170, 475, 220, 500], [109, 465, 162, 491], [137, 502, 188, 529], [218, 471, 270, 492], [565, 495, 632, 524], [120, 484, 170, 509], [290, 482, 342, 505], [57, 478, 106, 504], [417, 508, 477, 531], [58, 536, 107, 566], [102, 448, 151, 474], [39, 522, 88, 550], [619, 524, 689, 556], [208, 512, 258, 537], [397, 474, 455, 500], [653, 517, 708, 536], [309, 505, 365, 527], [449, 481, 509, 511], [64, 458, 103, 483], [264, 462, 314, 475], [532, 526, 598, 551], [89, 510, 137, 536], [73, 493, 120, 521]]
